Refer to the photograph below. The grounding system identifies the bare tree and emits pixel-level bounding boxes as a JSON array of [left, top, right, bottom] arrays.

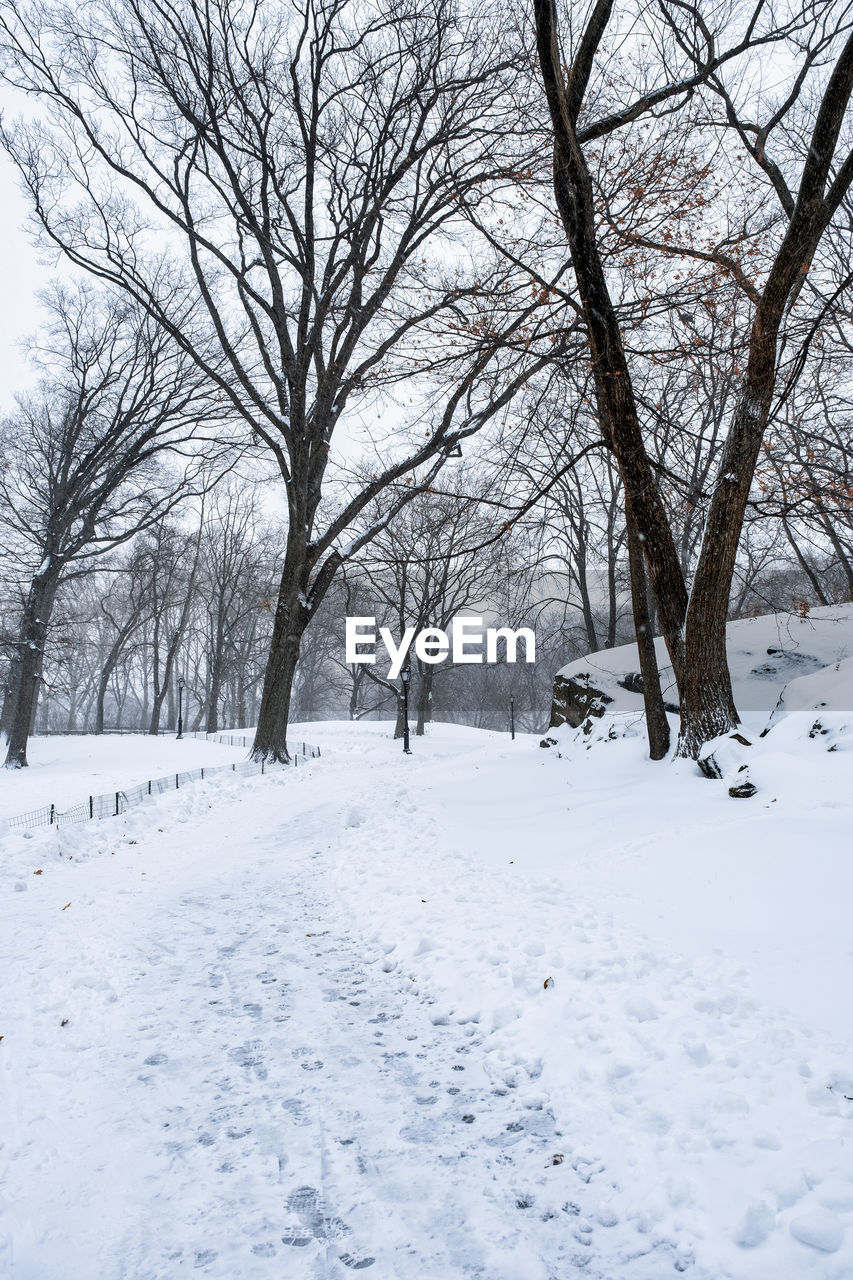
[[0, 285, 224, 766], [197, 479, 269, 733], [533, 0, 853, 759], [0, 0, 563, 760]]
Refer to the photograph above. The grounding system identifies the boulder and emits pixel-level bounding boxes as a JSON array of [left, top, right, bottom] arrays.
[[546, 671, 614, 735]]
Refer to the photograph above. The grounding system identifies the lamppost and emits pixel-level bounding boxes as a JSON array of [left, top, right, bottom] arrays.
[[510, 695, 515, 741], [177, 677, 185, 740], [400, 666, 412, 755]]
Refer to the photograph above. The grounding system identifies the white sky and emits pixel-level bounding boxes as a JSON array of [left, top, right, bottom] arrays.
[[0, 151, 52, 412]]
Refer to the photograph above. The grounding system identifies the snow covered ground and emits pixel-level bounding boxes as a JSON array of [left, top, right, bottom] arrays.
[[2, 714, 852, 1278], [0, 734, 250, 823]]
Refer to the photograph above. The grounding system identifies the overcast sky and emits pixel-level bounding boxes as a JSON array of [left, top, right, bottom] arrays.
[[0, 150, 52, 413]]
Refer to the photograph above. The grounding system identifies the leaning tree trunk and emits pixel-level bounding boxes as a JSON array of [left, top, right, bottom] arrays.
[[95, 620, 136, 733], [676, 382, 774, 757], [533, 0, 689, 699], [3, 569, 60, 768], [676, 196, 843, 754]]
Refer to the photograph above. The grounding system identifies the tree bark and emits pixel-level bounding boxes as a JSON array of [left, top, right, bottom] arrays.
[[626, 507, 671, 758], [95, 620, 137, 733], [416, 667, 434, 736], [205, 625, 225, 735], [534, 0, 853, 759], [251, 542, 310, 762], [394, 692, 408, 740], [3, 569, 61, 768]]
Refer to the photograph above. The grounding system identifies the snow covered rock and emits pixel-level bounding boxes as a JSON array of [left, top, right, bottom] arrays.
[[547, 605, 853, 745], [764, 654, 853, 749], [546, 671, 615, 734], [697, 731, 753, 780]]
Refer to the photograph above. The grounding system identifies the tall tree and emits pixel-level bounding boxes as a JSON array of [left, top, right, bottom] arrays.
[[533, 0, 853, 758], [0, 285, 223, 767], [0, 0, 559, 760]]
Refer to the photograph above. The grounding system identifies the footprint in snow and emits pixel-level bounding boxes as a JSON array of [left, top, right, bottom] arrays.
[[283, 1185, 373, 1264]]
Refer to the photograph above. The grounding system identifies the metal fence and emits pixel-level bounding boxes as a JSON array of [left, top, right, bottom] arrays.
[[32, 732, 174, 742], [186, 731, 255, 748], [6, 742, 320, 832]]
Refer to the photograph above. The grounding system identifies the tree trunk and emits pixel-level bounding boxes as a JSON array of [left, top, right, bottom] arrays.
[[393, 691, 407, 740], [348, 666, 365, 720], [676, 387, 771, 756], [205, 665, 222, 734], [0, 664, 15, 744], [626, 508, 670, 758], [3, 570, 60, 768], [95, 623, 135, 733], [252, 550, 309, 762], [416, 667, 433, 735], [533, 0, 689, 691], [676, 202, 825, 754], [534, 0, 853, 760], [149, 684, 167, 735]]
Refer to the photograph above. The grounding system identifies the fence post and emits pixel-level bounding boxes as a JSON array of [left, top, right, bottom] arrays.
[[261, 759, 264, 775], [50, 803, 55, 825], [148, 780, 151, 795], [232, 762, 236, 771], [176, 774, 179, 789], [115, 791, 120, 816], [201, 767, 204, 780], [89, 796, 93, 819]]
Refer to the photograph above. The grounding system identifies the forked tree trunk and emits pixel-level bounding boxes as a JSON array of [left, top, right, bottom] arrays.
[[95, 619, 136, 733], [534, 0, 853, 761]]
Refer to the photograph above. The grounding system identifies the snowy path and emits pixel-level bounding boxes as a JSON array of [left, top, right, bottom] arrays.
[[3, 721, 853, 1278], [2, 761, 652, 1280]]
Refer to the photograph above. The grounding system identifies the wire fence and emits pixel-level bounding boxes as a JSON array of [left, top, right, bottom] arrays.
[[34, 732, 175, 742], [6, 741, 321, 832], [186, 731, 255, 748]]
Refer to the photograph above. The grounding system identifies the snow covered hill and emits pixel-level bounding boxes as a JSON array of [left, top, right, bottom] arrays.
[[2, 718, 852, 1278], [548, 604, 853, 735]]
